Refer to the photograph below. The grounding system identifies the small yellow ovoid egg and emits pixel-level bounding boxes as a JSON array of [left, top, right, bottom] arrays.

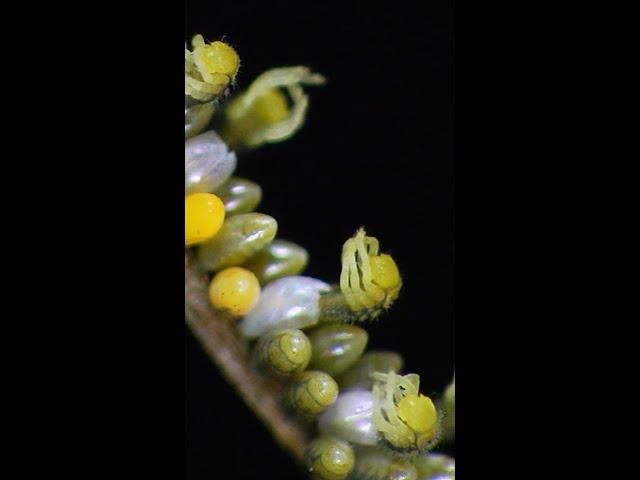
[[185, 193, 225, 247], [397, 394, 438, 435], [208, 267, 260, 316]]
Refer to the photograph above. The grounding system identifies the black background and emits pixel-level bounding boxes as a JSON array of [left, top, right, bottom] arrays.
[[5, 2, 620, 478], [186, 1, 454, 478]]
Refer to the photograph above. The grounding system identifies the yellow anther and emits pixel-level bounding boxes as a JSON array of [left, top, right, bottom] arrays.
[[194, 41, 239, 78], [369, 254, 401, 290], [397, 394, 438, 434], [185, 35, 240, 102]]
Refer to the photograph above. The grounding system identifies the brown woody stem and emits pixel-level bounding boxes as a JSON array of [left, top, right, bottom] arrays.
[[185, 252, 314, 465]]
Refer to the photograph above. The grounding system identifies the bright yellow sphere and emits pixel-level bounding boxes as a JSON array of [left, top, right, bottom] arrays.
[[369, 254, 401, 290], [195, 41, 239, 78], [208, 267, 261, 316], [185, 193, 225, 247], [397, 394, 438, 434]]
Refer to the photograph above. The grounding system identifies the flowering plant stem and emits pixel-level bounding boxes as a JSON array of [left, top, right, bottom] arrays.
[[185, 252, 313, 464]]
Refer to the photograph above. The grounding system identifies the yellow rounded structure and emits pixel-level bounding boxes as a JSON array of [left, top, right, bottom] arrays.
[[185, 35, 240, 102], [248, 88, 290, 124], [193, 41, 239, 81], [304, 436, 355, 480], [223, 88, 290, 148], [338, 229, 403, 319], [258, 328, 312, 377], [208, 267, 260, 316], [185, 193, 225, 247], [289, 370, 339, 417], [369, 254, 401, 291], [397, 394, 438, 435], [372, 372, 441, 453]]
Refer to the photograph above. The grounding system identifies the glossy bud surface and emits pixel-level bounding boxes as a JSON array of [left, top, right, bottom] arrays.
[[243, 239, 308, 284], [185, 130, 237, 194], [318, 390, 377, 446], [197, 213, 277, 272], [289, 370, 339, 417], [308, 324, 368, 377], [257, 328, 311, 377], [238, 276, 330, 339], [215, 177, 262, 216], [336, 351, 404, 391], [414, 454, 455, 480], [304, 436, 355, 480]]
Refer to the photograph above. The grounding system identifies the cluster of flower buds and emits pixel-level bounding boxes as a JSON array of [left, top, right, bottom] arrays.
[[185, 34, 454, 480]]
